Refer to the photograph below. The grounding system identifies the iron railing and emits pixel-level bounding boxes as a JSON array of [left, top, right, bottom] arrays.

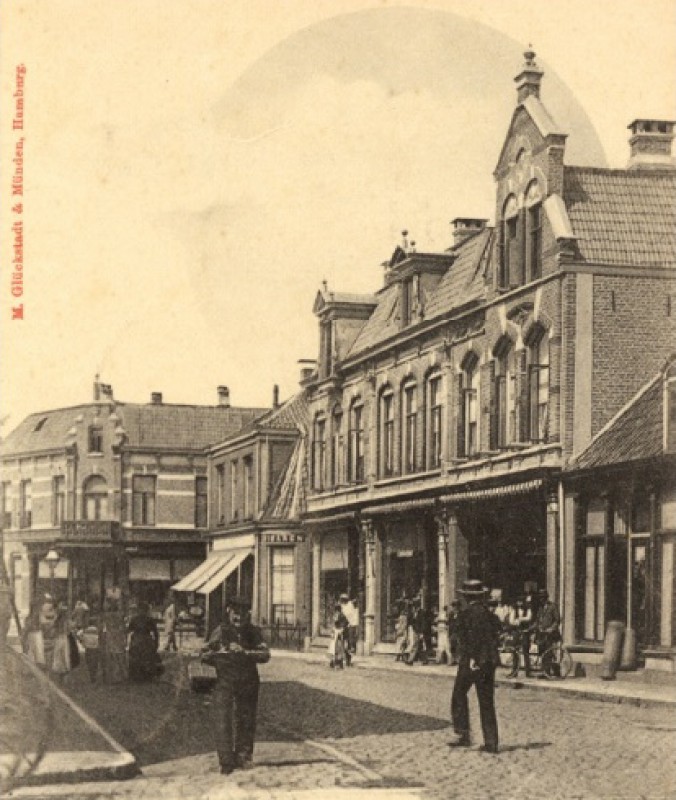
[[259, 621, 307, 651]]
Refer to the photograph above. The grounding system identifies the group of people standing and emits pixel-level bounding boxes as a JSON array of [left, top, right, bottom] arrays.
[[22, 592, 181, 684], [394, 599, 434, 665]]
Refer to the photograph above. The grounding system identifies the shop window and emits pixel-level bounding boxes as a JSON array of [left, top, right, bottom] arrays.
[[20, 480, 32, 528], [270, 547, 295, 624], [88, 425, 103, 453], [84, 475, 108, 521], [526, 330, 550, 442], [330, 406, 343, 486], [131, 475, 154, 526], [347, 399, 364, 483], [401, 379, 417, 473], [52, 475, 66, 526], [631, 494, 651, 533], [379, 387, 394, 477], [578, 496, 606, 641], [1, 481, 11, 529], [312, 415, 327, 491], [426, 372, 443, 469], [195, 476, 208, 528]]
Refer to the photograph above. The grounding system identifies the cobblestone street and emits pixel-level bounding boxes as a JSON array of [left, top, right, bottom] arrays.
[[8, 652, 676, 799]]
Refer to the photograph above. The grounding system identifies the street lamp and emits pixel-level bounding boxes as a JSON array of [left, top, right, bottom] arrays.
[[44, 549, 60, 600]]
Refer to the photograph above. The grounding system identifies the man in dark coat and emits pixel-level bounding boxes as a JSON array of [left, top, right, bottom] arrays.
[[202, 600, 270, 774], [449, 579, 502, 754]]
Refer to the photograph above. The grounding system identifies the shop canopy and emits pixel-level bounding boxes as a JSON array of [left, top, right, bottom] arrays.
[[171, 548, 251, 595]]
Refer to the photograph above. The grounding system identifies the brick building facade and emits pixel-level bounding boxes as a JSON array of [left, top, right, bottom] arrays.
[[0, 381, 266, 622], [302, 51, 676, 664]]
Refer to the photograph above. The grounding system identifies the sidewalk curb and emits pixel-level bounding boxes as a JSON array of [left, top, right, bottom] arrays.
[[269, 649, 676, 709]]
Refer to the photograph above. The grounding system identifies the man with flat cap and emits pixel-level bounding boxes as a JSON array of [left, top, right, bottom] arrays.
[[449, 579, 501, 754], [202, 599, 270, 774]]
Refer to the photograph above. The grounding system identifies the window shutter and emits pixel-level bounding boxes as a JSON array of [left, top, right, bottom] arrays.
[[456, 373, 466, 458]]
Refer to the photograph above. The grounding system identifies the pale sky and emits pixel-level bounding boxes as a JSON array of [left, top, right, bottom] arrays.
[[1, 0, 675, 432]]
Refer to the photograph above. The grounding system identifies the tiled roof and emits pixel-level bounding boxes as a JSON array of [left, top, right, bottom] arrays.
[[569, 376, 663, 470], [262, 436, 308, 522], [0, 402, 267, 456], [345, 230, 491, 358], [564, 167, 676, 267], [252, 391, 310, 433], [425, 229, 491, 318]]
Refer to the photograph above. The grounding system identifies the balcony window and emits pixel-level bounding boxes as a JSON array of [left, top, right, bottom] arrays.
[[457, 354, 480, 458], [493, 340, 515, 449], [84, 475, 109, 521], [131, 475, 154, 526], [52, 475, 66, 526], [527, 333, 550, 442]]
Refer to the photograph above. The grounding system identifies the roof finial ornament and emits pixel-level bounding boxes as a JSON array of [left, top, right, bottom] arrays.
[[515, 45, 543, 102], [524, 45, 536, 64]]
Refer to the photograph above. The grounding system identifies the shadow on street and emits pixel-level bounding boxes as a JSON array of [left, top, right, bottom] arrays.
[[61, 655, 447, 767]]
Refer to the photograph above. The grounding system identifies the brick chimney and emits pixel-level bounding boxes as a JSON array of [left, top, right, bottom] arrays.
[[217, 386, 230, 407], [151, 392, 163, 404], [514, 48, 543, 103], [298, 359, 317, 383], [272, 384, 280, 409], [627, 119, 676, 170], [451, 218, 488, 248]]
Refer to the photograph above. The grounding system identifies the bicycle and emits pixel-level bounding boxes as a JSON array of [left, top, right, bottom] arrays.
[[499, 629, 572, 680]]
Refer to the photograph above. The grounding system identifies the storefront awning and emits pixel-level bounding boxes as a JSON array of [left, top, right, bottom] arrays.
[[171, 548, 251, 595], [442, 478, 543, 503]]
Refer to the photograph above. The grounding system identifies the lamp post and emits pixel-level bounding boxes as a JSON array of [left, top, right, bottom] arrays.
[[44, 549, 60, 600]]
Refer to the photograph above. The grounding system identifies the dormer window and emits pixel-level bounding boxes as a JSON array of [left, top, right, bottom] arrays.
[[319, 319, 333, 379], [499, 196, 520, 289], [525, 181, 543, 281], [499, 182, 544, 289], [401, 275, 420, 326]]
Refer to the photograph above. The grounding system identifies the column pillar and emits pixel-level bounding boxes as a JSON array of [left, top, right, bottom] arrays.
[[435, 508, 450, 663], [546, 489, 560, 604], [447, 508, 467, 602], [311, 532, 321, 639], [362, 517, 377, 654]]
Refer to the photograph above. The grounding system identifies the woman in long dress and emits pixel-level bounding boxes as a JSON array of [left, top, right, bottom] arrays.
[[100, 597, 127, 684], [127, 601, 162, 682]]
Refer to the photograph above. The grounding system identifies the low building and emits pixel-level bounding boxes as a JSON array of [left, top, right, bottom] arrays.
[[175, 388, 311, 639], [0, 380, 266, 620], [563, 356, 676, 673]]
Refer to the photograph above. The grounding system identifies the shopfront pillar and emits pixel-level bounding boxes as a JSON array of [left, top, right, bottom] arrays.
[[435, 509, 450, 663], [546, 491, 560, 605], [362, 518, 377, 654], [446, 508, 467, 603], [311, 533, 321, 638]]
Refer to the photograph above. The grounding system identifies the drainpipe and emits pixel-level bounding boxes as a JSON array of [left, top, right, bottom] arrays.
[[558, 479, 566, 640]]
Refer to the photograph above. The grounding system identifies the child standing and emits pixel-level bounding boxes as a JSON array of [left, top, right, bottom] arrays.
[[327, 604, 348, 669]]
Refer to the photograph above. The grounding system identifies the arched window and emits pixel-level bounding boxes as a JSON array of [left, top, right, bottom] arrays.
[[499, 195, 520, 289], [457, 353, 480, 458], [379, 386, 395, 477], [401, 379, 418, 473], [525, 181, 543, 281], [347, 398, 365, 484], [527, 329, 550, 442], [425, 371, 443, 469], [83, 475, 108, 521], [312, 414, 327, 491], [493, 338, 515, 449], [330, 405, 343, 487]]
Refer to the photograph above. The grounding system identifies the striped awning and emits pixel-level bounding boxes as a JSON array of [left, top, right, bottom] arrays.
[[171, 548, 251, 595], [361, 498, 438, 516], [441, 479, 543, 503]]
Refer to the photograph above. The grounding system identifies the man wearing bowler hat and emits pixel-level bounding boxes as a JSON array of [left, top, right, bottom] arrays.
[[202, 598, 270, 774], [449, 579, 501, 754]]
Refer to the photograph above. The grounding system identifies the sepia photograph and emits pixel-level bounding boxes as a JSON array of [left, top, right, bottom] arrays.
[[1, 1, 675, 797]]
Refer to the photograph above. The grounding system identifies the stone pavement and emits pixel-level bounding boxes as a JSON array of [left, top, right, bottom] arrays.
[[6, 650, 676, 799]]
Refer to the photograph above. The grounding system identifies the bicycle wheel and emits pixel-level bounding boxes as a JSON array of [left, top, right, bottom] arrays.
[[542, 643, 572, 679]]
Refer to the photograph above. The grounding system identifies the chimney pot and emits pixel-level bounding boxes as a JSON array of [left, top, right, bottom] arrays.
[[217, 386, 230, 407], [451, 218, 488, 247], [151, 392, 163, 404], [627, 119, 676, 170]]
